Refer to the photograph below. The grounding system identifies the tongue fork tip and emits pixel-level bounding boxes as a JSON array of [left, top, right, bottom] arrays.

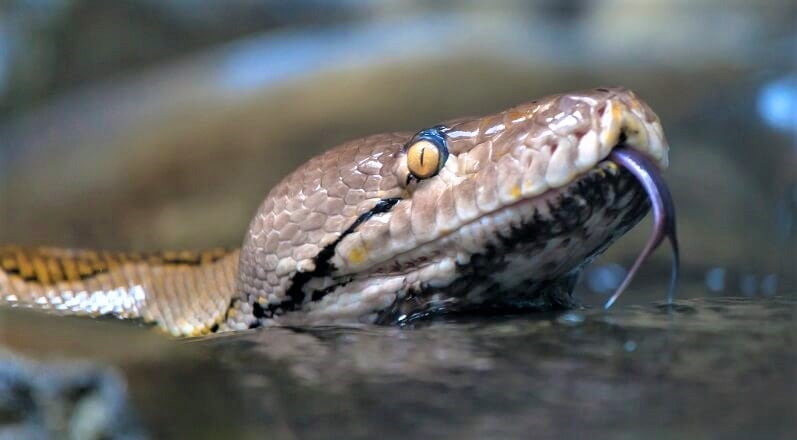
[[603, 147, 680, 309]]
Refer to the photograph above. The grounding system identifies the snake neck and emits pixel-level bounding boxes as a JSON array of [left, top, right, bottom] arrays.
[[0, 246, 240, 336]]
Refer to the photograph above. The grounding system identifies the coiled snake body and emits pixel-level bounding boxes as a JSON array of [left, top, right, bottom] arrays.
[[0, 88, 675, 336]]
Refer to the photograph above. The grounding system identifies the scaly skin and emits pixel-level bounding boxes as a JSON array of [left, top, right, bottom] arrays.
[[0, 88, 669, 336]]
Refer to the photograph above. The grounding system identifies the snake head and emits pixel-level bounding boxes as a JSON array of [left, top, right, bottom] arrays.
[[235, 87, 675, 327]]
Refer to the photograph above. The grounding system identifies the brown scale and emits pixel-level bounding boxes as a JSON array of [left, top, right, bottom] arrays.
[[0, 246, 239, 337], [0, 246, 231, 285]]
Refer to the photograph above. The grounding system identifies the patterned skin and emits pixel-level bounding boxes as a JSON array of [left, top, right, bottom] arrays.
[[0, 88, 669, 336]]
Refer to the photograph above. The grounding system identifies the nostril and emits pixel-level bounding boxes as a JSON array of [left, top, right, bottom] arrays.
[[617, 131, 628, 146], [596, 102, 607, 118]]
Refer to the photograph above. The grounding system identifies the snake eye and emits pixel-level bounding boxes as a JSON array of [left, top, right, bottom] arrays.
[[405, 127, 449, 180]]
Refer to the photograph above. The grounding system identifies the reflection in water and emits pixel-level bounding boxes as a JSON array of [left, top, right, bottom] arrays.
[[704, 267, 726, 292], [184, 296, 795, 439], [739, 273, 758, 297], [761, 273, 778, 296], [586, 263, 783, 299]]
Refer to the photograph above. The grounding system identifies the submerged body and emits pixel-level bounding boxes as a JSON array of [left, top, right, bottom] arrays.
[[0, 88, 672, 336]]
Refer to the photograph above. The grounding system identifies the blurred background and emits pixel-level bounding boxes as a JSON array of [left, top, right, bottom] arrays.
[[0, 0, 794, 303], [1, 2, 795, 438]]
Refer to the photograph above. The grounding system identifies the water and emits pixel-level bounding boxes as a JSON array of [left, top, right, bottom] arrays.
[[195, 296, 795, 439], [5, 294, 792, 438]]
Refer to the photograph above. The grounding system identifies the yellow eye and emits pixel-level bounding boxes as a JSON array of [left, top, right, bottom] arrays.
[[407, 140, 442, 179], [403, 126, 449, 183]]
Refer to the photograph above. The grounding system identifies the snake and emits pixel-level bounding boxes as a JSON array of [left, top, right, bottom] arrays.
[[0, 87, 679, 337]]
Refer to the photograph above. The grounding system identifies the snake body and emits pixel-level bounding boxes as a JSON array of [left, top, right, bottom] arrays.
[[0, 88, 670, 336]]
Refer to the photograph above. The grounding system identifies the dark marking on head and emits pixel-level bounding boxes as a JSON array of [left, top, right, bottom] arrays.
[[310, 281, 349, 301], [252, 301, 267, 319], [256, 197, 402, 318], [376, 163, 650, 324]]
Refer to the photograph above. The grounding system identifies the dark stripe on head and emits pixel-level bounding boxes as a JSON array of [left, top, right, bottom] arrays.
[[265, 198, 401, 315]]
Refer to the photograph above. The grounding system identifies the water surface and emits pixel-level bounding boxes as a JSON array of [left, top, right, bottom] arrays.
[[182, 295, 795, 438]]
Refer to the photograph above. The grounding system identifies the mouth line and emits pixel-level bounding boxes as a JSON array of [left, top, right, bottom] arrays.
[[357, 141, 659, 280]]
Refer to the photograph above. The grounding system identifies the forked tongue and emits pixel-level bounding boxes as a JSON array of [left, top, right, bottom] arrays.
[[604, 147, 680, 309]]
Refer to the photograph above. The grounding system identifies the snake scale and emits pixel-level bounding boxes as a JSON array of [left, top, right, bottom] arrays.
[[0, 87, 677, 337]]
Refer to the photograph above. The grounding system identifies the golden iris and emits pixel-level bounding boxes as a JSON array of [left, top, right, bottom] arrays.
[[407, 139, 442, 179]]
